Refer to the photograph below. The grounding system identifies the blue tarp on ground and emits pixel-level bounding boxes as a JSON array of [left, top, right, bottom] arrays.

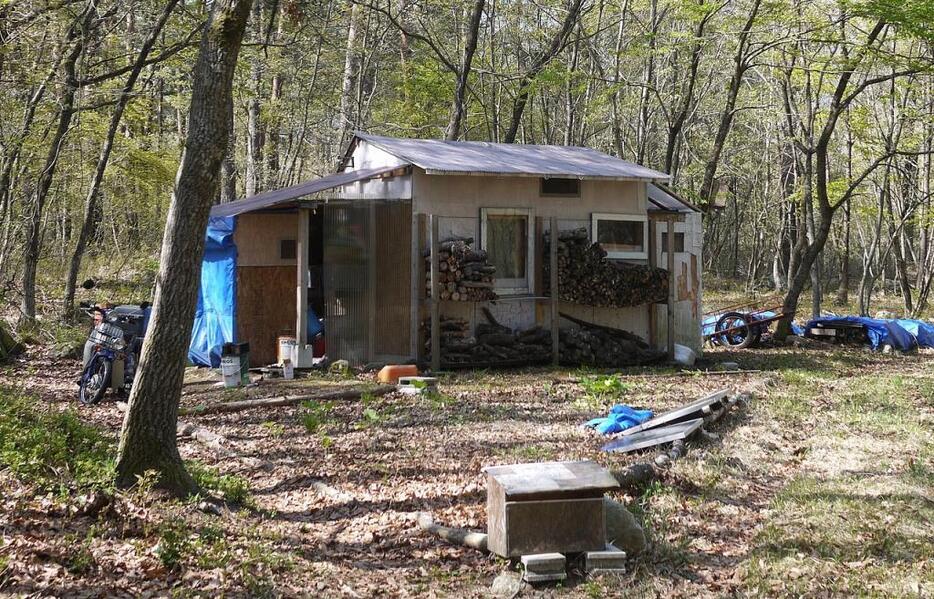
[[189, 216, 237, 367], [584, 405, 654, 435], [804, 315, 934, 352]]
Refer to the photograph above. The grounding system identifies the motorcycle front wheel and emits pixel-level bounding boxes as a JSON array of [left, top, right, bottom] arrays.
[[79, 357, 112, 405]]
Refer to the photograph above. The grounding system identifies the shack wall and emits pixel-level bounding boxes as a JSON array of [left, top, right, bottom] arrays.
[[412, 171, 651, 338], [652, 212, 703, 353], [234, 212, 298, 365]]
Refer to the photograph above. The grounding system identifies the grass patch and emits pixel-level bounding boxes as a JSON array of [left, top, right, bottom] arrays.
[[187, 462, 253, 507], [0, 388, 114, 493], [300, 400, 335, 434]]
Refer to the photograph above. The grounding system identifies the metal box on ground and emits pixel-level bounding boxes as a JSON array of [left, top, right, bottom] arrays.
[[484, 460, 619, 558]]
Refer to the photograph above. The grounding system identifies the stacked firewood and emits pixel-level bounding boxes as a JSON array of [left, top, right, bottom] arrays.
[[424, 237, 498, 302], [424, 309, 664, 368], [543, 228, 668, 307]]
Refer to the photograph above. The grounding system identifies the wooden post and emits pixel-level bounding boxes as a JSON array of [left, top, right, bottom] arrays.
[[666, 215, 676, 360], [367, 201, 376, 362], [297, 207, 310, 347], [549, 217, 559, 366], [429, 214, 440, 372]]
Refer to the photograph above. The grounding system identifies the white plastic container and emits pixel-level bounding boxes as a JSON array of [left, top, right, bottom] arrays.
[[277, 336, 297, 366], [282, 359, 295, 380], [221, 356, 241, 387]]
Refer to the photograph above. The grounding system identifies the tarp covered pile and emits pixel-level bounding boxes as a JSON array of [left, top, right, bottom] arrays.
[[804, 316, 934, 352]]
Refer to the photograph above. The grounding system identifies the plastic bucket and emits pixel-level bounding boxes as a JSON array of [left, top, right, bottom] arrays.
[[221, 356, 241, 387], [277, 336, 297, 365]]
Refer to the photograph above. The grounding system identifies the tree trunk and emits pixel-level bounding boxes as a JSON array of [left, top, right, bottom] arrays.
[[336, 2, 360, 164], [116, 0, 254, 495], [698, 0, 761, 207], [219, 97, 237, 203], [502, 0, 584, 144], [20, 5, 94, 324], [63, 0, 180, 319], [445, 0, 485, 141]]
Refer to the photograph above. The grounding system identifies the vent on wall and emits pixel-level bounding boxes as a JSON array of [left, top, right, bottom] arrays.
[[280, 239, 297, 260], [541, 177, 580, 197]]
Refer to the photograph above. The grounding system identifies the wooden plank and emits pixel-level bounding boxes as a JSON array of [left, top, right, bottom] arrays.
[[484, 460, 618, 501], [602, 418, 703, 453], [620, 389, 729, 436], [429, 214, 440, 372], [666, 215, 675, 359], [296, 208, 310, 346], [549, 216, 559, 366], [501, 498, 605, 557], [367, 201, 376, 362]]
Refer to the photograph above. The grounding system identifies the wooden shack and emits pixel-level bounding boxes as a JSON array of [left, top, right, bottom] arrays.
[[190, 133, 703, 368]]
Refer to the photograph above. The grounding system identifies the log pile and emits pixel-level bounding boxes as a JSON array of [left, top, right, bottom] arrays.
[[425, 237, 498, 302], [424, 309, 664, 368], [543, 228, 668, 307]]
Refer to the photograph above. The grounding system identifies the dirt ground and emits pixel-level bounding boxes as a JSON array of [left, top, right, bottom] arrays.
[[0, 342, 931, 598]]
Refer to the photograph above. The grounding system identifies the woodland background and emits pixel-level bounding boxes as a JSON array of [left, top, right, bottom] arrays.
[[2, 0, 934, 326]]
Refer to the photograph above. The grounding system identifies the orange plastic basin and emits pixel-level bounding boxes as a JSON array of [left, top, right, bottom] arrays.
[[378, 364, 418, 384]]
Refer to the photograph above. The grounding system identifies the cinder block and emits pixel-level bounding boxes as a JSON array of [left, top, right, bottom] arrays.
[[585, 543, 627, 573], [397, 376, 438, 395], [521, 553, 567, 582]]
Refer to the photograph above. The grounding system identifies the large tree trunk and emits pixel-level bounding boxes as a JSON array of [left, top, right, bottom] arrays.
[[63, 0, 180, 319], [20, 5, 94, 324], [445, 0, 485, 141], [698, 0, 761, 207], [116, 0, 254, 495], [502, 0, 584, 144], [336, 2, 361, 164]]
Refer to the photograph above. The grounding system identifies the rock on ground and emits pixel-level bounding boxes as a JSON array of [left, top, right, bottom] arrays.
[[604, 497, 646, 556]]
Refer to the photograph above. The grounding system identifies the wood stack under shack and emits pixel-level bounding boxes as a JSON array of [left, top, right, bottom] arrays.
[[543, 228, 668, 307], [424, 237, 498, 302], [425, 309, 664, 368]]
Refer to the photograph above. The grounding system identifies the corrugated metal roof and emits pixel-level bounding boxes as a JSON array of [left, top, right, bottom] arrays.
[[209, 166, 400, 218], [354, 133, 669, 181], [647, 183, 700, 213]]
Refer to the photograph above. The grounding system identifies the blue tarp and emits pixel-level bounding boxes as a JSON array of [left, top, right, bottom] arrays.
[[804, 315, 934, 352], [584, 405, 654, 435], [189, 216, 237, 367]]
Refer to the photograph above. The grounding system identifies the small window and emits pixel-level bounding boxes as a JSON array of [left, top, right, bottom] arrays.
[[592, 213, 647, 260], [541, 177, 580, 196], [661, 232, 685, 253], [481, 208, 533, 295], [280, 239, 297, 260]]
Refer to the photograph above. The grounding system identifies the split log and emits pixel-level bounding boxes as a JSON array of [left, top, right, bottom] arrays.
[[543, 227, 667, 307], [179, 385, 394, 416], [425, 236, 497, 302], [416, 512, 489, 552]]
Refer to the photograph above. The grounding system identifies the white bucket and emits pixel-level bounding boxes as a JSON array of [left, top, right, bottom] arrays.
[[282, 359, 294, 380], [277, 336, 297, 366], [221, 356, 241, 387]]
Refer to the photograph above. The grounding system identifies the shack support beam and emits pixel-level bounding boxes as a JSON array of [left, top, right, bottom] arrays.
[[550, 216, 559, 366], [297, 207, 310, 348], [666, 216, 676, 360], [429, 214, 441, 372]]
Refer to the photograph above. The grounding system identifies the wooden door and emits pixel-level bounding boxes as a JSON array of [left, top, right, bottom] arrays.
[[236, 265, 296, 366]]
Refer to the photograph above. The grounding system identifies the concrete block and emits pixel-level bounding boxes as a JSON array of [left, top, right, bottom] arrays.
[[520, 553, 566, 583], [585, 543, 627, 573], [397, 376, 438, 395]]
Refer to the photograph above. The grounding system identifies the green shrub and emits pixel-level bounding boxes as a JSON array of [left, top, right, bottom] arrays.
[[155, 521, 191, 570], [187, 462, 253, 507], [0, 388, 114, 492], [300, 400, 334, 434]]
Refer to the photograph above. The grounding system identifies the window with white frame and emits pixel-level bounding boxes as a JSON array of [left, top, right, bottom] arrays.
[[592, 213, 648, 260], [481, 208, 534, 294]]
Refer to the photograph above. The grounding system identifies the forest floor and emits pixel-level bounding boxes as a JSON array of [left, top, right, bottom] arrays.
[[0, 340, 932, 597]]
